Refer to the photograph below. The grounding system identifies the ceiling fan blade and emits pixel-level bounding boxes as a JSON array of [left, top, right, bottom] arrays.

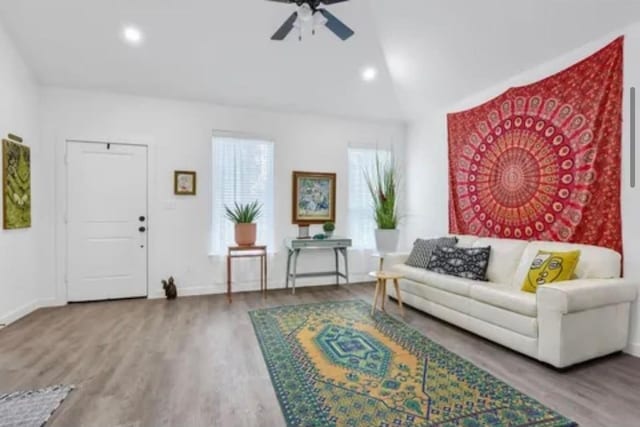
[[271, 12, 298, 40], [320, 0, 350, 4], [265, 0, 295, 3], [318, 9, 354, 41]]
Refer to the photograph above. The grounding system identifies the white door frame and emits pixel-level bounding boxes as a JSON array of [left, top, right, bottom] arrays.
[[55, 138, 151, 303]]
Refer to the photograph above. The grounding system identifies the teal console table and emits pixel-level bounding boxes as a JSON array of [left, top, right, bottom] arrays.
[[284, 237, 352, 294]]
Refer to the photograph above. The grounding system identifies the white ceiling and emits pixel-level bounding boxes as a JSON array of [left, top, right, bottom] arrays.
[[0, 0, 403, 120], [0, 0, 639, 121], [370, 0, 640, 118]]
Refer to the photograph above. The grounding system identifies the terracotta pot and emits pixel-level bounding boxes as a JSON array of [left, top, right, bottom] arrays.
[[235, 223, 257, 246]]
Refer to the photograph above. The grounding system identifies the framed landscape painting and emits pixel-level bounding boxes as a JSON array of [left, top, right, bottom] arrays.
[[292, 171, 336, 224], [3, 138, 31, 229]]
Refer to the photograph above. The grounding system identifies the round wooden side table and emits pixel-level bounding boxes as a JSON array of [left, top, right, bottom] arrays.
[[368, 271, 404, 316]]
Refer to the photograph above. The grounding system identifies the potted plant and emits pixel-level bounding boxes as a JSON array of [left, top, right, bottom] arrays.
[[364, 153, 399, 254], [323, 221, 335, 238], [224, 200, 262, 246]]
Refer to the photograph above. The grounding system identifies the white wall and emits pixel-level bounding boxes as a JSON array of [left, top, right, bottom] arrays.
[[41, 88, 406, 301], [405, 25, 640, 356], [0, 24, 53, 325]]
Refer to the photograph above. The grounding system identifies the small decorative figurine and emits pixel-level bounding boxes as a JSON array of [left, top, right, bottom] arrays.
[[162, 276, 178, 300]]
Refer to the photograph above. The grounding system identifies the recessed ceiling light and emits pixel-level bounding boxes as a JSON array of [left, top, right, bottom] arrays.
[[123, 26, 143, 46], [361, 66, 378, 82]]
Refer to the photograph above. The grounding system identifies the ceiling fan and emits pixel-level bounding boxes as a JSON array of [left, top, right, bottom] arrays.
[[267, 0, 355, 41]]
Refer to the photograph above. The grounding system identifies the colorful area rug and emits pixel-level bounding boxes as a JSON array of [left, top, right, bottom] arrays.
[[0, 384, 73, 427], [250, 300, 576, 427]]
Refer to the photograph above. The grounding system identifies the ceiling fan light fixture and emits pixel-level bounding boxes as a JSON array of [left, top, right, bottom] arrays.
[[298, 4, 313, 22], [313, 12, 328, 30], [269, 0, 354, 41]]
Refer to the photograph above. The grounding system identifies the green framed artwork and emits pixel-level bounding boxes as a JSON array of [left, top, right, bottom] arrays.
[[3, 138, 31, 229]]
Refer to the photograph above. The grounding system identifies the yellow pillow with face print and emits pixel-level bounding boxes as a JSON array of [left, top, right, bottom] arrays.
[[521, 250, 581, 293]]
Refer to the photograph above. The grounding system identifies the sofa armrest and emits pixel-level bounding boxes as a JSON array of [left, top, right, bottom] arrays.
[[537, 278, 637, 314], [383, 252, 410, 269]]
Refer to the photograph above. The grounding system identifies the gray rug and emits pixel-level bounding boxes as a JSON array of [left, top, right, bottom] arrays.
[[0, 385, 73, 427]]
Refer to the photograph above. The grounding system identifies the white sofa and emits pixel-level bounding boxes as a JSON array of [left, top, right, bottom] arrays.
[[386, 235, 638, 368]]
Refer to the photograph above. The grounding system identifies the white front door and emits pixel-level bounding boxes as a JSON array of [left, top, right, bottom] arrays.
[[66, 141, 148, 301]]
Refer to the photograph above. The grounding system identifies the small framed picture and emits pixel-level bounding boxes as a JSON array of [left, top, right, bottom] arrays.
[[174, 170, 196, 195], [292, 171, 336, 224]]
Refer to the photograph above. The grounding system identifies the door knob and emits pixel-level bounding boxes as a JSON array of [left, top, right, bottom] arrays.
[[139, 226, 146, 232], [139, 216, 146, 222]]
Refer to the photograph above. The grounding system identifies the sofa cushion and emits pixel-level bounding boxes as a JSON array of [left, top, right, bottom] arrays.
[[392, 277, 471, 315], [405, 237, 457, 269], [454, 234, 479, 248], [467, 300, 538, 338], [521, 250, 580, 293], [472, 238, 528, 285], [391, 264, 476, 297], [470, 283, 537, 317], [512, 241, 621, 288], [427, 246, 491, 281]]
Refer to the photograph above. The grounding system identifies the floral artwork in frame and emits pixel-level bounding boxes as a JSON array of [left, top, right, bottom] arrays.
[[292, 171, 336, 224], [174, 170, 197, 195]]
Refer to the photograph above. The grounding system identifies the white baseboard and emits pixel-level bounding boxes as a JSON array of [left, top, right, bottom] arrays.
[[149, 274, 373, 300], [625, 342, 640, 358], [2, 277, 375, 324], [148, 285, 221, 299], [0, 298, 67, 329], [0, 300, 40, 327]]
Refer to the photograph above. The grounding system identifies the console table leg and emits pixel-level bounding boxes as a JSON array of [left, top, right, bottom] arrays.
[[334, 248, 339, 285], [342, 248, 350, 285], [291, 249, 300, 295], [264, 252, 268, 297], [285, 249, 292, 289]]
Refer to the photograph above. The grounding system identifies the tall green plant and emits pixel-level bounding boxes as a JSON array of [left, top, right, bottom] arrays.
[[364, 154, 399, 229], [224, 200, 262, 224]]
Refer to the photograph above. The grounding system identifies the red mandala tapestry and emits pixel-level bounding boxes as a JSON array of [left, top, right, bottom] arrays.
[[448, 37, 623, 254]]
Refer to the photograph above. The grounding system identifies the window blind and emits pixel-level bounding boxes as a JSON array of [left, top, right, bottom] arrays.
[[348, 147, 391, 249], [211, 136, 275, 254]]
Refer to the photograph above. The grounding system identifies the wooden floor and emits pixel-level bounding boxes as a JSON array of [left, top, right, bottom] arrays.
[[1, 283, 639, 427]]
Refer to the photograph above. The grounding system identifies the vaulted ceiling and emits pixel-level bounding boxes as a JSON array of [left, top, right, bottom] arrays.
[[0, 0, 639, 121], [370, 0, 640, 119]]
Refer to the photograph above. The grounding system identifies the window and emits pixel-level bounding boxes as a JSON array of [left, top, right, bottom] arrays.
[[211, 135, 274, 255], [348, 147, 391, 249]]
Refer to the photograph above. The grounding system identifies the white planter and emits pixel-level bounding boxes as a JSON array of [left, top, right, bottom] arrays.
[[375, 229, 399, 254]]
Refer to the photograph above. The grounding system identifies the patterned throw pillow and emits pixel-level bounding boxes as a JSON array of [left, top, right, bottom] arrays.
[[521, 250, 580, 293], [427, 246, 491, 281], [405, 237, 458, 269]]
